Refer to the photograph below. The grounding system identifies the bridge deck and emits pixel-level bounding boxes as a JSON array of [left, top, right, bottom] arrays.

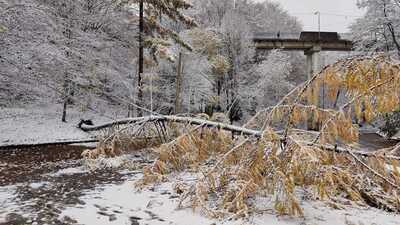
[[253, 32, 353, 51], [254, 38, 353, 51]]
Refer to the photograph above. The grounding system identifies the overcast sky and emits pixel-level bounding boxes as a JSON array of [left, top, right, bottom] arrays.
[[268, 0, 365, 33]]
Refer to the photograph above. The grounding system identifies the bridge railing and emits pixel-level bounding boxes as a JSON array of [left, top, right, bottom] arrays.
[[253, 32, 353, 41], [253, 32, 300, 40]]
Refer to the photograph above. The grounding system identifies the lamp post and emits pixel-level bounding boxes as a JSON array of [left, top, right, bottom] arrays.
[[314, 11, 321, 40], [314, 11, 323, 108]]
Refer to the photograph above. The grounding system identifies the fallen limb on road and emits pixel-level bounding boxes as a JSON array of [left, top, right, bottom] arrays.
[[83, 56, 400, 218], [79, 115, 261, 136], [79, 115, 400, 161]]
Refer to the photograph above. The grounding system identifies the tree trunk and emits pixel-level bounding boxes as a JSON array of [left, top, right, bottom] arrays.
[[387, 23, 400, 57], [62, 98, 67, 122], [79, 115, 262, 136], [137, 0, 144, 116], [61, 2, 73, 122], [62, 73, 69, 122], [383, 2, 400, 56], [175, 52, 183, 114]]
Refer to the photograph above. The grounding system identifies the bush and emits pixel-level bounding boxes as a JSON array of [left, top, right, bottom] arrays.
[[381, 110, 400, 138]]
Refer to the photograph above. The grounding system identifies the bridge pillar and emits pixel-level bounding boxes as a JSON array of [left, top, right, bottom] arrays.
[[304, 45, 322, 130], [304, 45, 322, 79]]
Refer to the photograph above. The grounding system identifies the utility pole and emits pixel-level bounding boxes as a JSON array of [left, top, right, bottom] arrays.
[[138, 0, 144, 116]]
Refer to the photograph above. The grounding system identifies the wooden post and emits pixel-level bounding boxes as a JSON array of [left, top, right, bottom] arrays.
[[175, 52, 183, 114]]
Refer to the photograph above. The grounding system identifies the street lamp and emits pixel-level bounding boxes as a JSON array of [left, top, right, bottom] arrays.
[[314, 11, 323, 108], [314, 11, 321, 40]]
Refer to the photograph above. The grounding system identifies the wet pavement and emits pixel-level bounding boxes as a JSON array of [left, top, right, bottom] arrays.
[[358, 133, 399, 151], [0, 145, 144, 225]]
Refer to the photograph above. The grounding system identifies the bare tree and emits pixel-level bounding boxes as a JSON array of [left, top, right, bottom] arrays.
[[351, 0, 400, 56]]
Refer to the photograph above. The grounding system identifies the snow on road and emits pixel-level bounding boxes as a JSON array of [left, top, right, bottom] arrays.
[[0, 185, 18, 222], [58, 175, 400, 225], [1, 149, 399, 225], [59, 177, 217, 225]]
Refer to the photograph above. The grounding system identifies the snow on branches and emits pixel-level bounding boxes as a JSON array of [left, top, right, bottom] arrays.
[[132, 55, 400, 218], [127, 0, 197, 62]]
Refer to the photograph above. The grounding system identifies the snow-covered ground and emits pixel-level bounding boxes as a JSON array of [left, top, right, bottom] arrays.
[[2, 169, 399, 225], [1, 148, 399, 225], [1, 105, 400, 224], [0, 104, 119, 146], [0, 185, 19, 218], [59, 176, 217, 225], [1, 104, 398, 149], [58, 177, 400, 225]]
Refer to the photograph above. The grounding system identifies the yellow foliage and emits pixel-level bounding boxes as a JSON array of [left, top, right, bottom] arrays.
[[134, 55, 400, 219], [210, 55, 230, 76], [189, 29, 221, 56]]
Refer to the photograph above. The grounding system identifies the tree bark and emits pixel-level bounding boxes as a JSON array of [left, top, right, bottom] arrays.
[[175, 52, 183, 114], [387, 23, 400, 56], [79, 115, 261, 136], [383, 2, 400, 56], [61, 2, 73, 122], [137, 0, 144, 116], [62, 98, 67, 122]]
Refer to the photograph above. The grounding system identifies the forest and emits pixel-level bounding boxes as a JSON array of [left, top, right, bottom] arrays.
[[1, 0, 400, 224]]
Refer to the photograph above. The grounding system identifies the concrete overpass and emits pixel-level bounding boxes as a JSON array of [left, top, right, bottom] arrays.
[[253, 32, 354, 78]]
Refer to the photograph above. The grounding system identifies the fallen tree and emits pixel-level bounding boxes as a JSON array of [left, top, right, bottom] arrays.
[[82, 55, 400, 218], [80, 115, 400, 161], [79, 115, 261, 136]]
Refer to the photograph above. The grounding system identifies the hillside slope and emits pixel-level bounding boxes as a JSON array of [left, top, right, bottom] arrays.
[[0, 0, 137, 109]]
